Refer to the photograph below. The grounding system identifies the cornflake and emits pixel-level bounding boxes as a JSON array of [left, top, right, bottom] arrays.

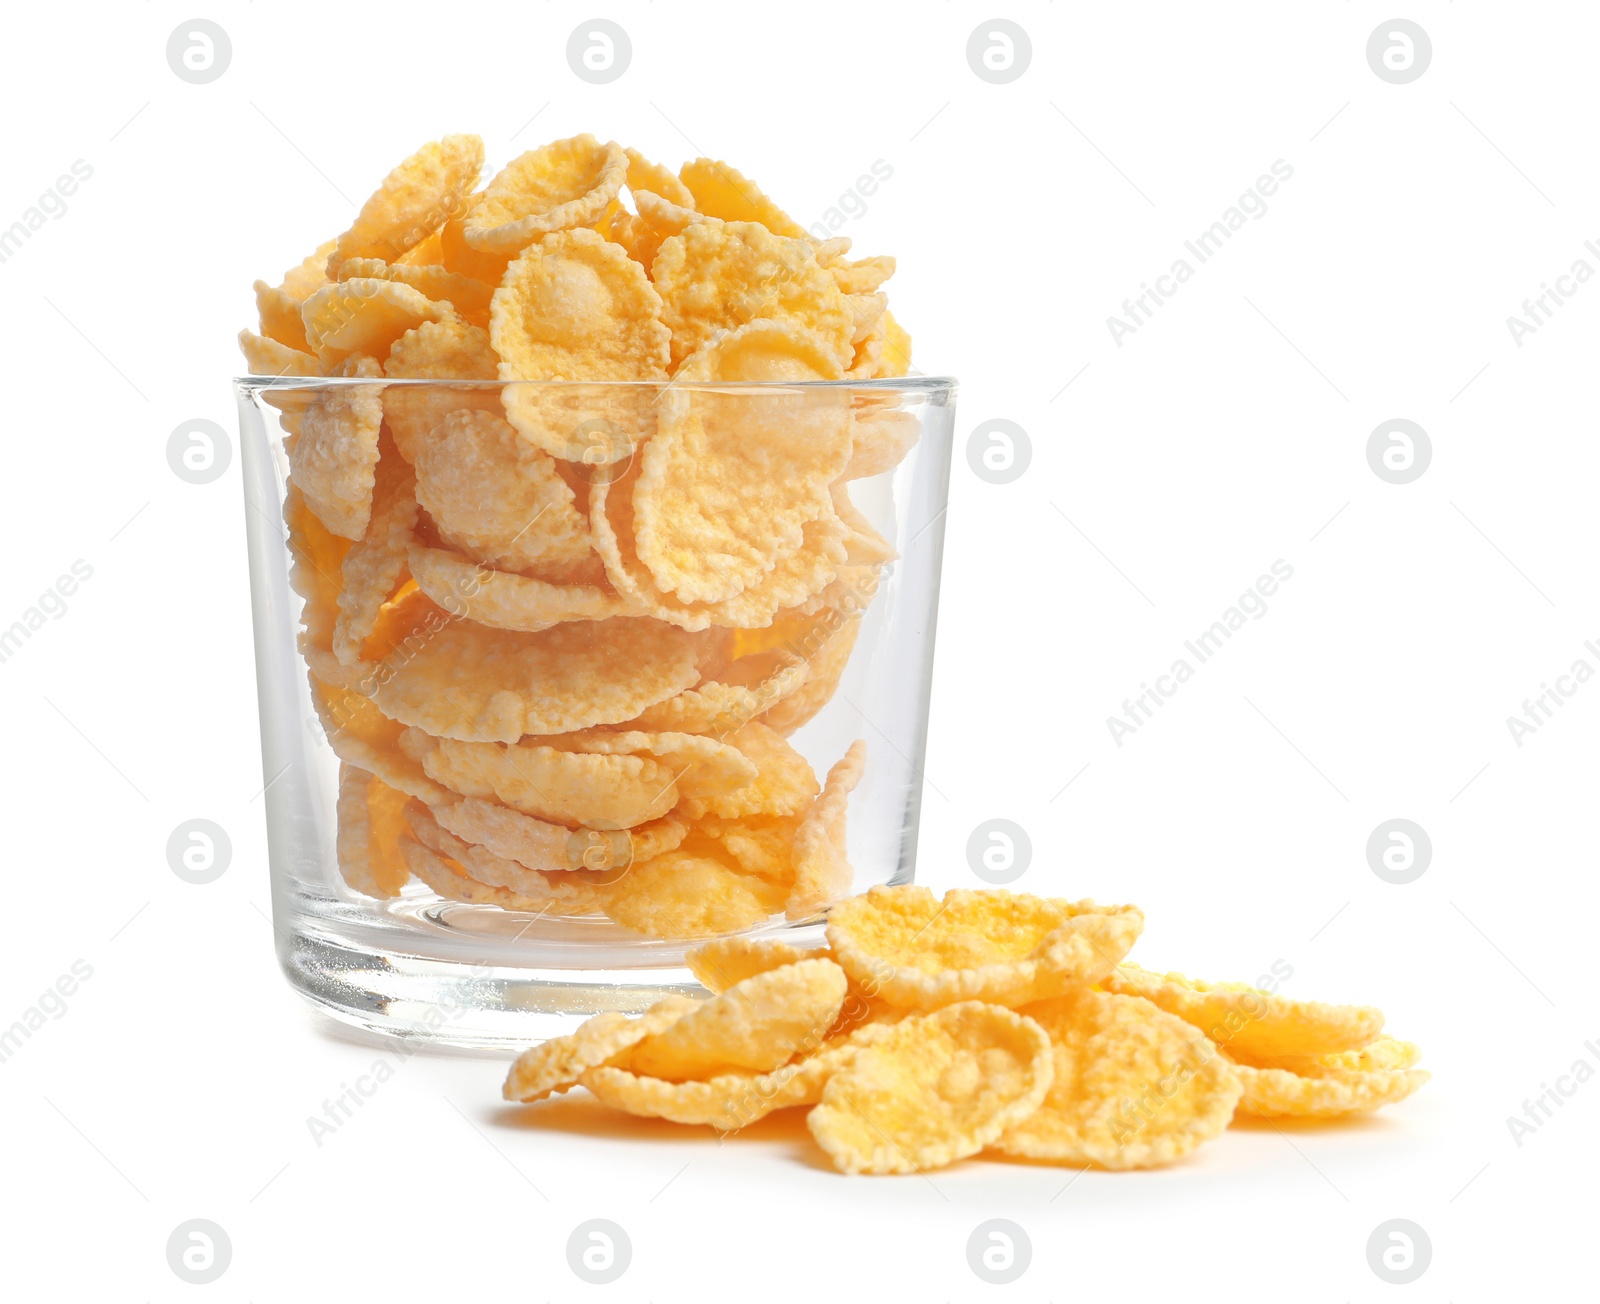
[[244, 132, 917, 938]]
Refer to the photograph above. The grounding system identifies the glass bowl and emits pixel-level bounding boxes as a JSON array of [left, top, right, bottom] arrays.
[[235, 375, 956, 1046]]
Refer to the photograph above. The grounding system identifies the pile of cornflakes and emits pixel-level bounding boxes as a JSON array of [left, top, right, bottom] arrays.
[[505, 885, 1429, 1174], [240, 134, 918, 937]]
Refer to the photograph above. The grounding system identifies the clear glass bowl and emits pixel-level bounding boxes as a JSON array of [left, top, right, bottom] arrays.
[[235, 376, 955, 1046]]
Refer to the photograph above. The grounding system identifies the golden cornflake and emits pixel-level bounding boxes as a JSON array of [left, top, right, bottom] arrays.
[[464, 134, 627, 254], [581, 1021, 900, 1129], [327, 134, 485, 273], [308, 672, 451, 805], [290, 354, 385, 539], [785, 740, 867, 921], [826, 885, 1144, 1012], [600, 845, 785, 939], [995, 990, 1242, 1169], [652, 221, 854, 370], [504, 995, 697, 1102], [412, 408, 594, 574], [624, 147, 695, 210], [336, 257, 494, 330], [1242, 1036, 1423, 1075], [433, 797, 685, 875], [1232, 1060, 1430, 1118], [417, 733, 679, 829], [807, 1001, 1054, 1174], [334, 764, 412, 898], [301, 278, 448, 368], [591, 460, 847, 631], [634, 320, 852, 604], [404, 801, 624, 915], [380, 316, 500, 462], [842, 406, 920, 480], [685, 936, 818, 993], [1102, 963, 1385, 1061], [332, 436, 416, 664], [407, 542, 630, 632], [678, 157, 807, 238], [371, 616, 702, 743], [627, 958, 848, 1080], [679, 721, 819, 821]]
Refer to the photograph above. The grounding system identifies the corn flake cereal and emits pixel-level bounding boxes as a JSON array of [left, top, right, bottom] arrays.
[[679, 721, 819, 821], [1102, 963, 1385, 1061], [1241, 1036, 1423, 1076], [403, 802, 620, 913], [582, 1020, 900, 1129], [1232, 1060, 1430, 1118], [337, 257, 494, 330], [995, 990, 1242, 1169], [653, 221, 853, 370], [412, 408, 594, 574], [327, 134, 485, 274], [334, 764, 412, 898], [627, 958, 848, 1080], [504, 995, 697, 1102], [246, 133, 928, 940], [685, 936, 818, 993], [416, 732, 677, 829], [827, 885, 1144, 1012], [434, 796, 685, 875], [786, 741, 867, 922], [843, 407, 920, 480], [301, 278, 448, 368], [465, 134, 627, 254], [309, 672, 451, 805], [634, 320, 851, 603], [678, 158, 807, 238], [332, 436, 417, 664], [600, 846, 785, 939], [807, 1001, 1054, 1174], [407, 542, 629, 632], [372, 616, 701, 742], [290, 354, 385, 539], [380, 316, 501, 461]]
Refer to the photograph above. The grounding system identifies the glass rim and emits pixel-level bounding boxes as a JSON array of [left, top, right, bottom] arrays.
[[233, 373, 958, 395]]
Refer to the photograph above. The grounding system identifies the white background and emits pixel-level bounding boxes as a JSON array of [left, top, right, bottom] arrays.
[[1, 1, 1594, 1299]]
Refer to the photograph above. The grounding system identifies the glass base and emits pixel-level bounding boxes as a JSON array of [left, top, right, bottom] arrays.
[[277, 887, 825, 1049]]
